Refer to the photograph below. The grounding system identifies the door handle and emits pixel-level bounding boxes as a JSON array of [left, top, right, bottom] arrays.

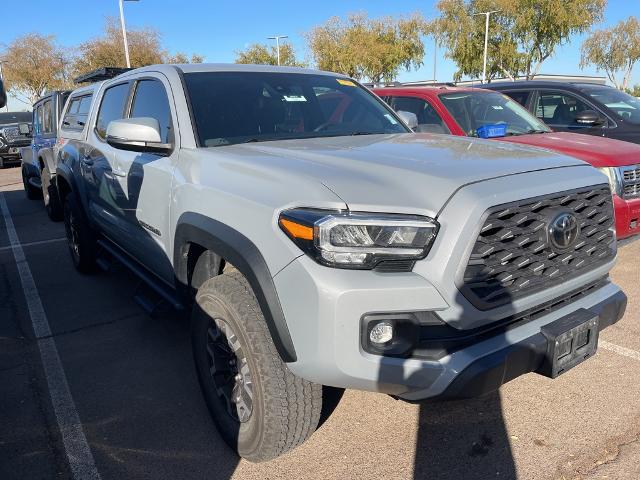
[[111, 167, 127, 177]]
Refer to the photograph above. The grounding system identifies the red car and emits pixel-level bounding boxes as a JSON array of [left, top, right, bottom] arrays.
[[373, 86, 640, 239]]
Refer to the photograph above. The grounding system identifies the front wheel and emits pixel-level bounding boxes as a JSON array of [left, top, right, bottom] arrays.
[[192, 270, 322, 462]]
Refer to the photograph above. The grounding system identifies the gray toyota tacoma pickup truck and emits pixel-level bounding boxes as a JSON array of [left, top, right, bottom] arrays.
[[55, 64, 626, 462]]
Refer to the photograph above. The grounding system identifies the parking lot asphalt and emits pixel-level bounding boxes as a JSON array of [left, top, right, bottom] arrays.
[[1, 165, 639, 480]]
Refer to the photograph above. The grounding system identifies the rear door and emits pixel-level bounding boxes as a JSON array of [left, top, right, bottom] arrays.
[[83, 81, 132, 240], [30, 97, 56, 169]]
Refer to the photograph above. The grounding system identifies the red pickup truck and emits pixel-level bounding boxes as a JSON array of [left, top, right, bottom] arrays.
[[373, 86, 640, 239]]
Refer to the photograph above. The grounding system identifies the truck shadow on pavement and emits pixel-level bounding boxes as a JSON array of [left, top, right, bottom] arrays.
[[413, 394, 516, 479], [376, 289, 518, 480]]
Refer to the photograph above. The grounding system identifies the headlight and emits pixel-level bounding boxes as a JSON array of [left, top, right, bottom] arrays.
[[598, 167, 623, 197], [278, 208, 439, 270]]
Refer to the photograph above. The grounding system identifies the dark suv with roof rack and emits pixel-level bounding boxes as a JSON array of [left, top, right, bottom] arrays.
[[483, 81, 640, 144]]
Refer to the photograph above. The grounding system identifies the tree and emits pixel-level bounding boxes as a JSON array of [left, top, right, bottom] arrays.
[[626, 84, 640, 97], [166, 52, 205, 64], [430, 0, 523, 82], [72, 18, 203, 79], [235, 43, 306, 67], [306, 13, 428, 83], [432, 0, 606, 81], [581, 17, 640, 90], [0, 33, 71, 104]]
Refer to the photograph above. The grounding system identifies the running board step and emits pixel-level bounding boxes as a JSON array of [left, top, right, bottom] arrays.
[[96, 238, 184, 311], [133, 282, 174, 317]]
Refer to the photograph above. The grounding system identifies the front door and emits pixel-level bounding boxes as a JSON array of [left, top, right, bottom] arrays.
[[107, 75, 178, 284], [533, 90, 608, 136]]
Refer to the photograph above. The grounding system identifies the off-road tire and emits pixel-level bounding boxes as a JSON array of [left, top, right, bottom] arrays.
[[63, 192, 96, 273], [192, 270, 322, 462], [22, 165, 40, 200], [42, 166, 63, 221]]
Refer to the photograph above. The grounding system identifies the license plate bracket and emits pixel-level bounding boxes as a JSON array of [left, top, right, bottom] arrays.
[[537, 308, 599, 379]]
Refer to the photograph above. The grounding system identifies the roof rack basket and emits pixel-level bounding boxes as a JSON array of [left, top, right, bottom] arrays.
[[74, 67, 132, 84]]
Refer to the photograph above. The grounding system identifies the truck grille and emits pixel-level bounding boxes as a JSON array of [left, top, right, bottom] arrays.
[[622, 165, 640, 199], [461, 186, 615, 310]]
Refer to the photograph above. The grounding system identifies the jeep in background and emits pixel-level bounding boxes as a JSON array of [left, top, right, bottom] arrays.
[[483, 81, 640, 144], [21, 90, 70, 206], [0, 111, 32, 168], [56, 64, 626, 462]]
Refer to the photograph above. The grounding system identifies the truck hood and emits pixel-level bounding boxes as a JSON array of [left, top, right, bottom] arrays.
[[497, 131, 640, 169], [213, 133, 587, 216]]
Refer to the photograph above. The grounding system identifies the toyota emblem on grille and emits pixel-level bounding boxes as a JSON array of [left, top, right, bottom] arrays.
[[548, 212, 580, 250]]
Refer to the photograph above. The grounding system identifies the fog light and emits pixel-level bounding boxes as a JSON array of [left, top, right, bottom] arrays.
[[369, 321, 393, 344]]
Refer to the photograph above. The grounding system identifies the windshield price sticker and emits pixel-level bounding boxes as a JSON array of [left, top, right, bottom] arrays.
[[283, 95, 307, 102], [337, 79, 356, 87]]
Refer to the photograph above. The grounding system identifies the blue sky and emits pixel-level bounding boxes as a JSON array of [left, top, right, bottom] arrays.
[[1, 0, 635, 110]]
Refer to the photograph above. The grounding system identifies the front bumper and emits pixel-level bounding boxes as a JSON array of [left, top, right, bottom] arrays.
[[422, 289, 626, 401], [276, 254, 625, 401], [614, 194, 640, 239]]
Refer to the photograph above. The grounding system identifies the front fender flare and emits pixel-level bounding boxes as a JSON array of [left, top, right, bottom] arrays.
[[175, 213, 297, 363]]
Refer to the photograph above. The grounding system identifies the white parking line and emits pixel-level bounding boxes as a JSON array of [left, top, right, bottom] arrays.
[[0, 237, 67, 253], [600, 340, 640, 362], [0, 193, 101, 480]]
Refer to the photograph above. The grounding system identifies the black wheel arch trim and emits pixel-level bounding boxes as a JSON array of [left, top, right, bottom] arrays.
[[55, 163, 77, 198], [175, 212, 297, 362]]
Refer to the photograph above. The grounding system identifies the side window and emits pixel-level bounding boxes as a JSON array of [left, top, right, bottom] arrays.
[[43, 101, 54, 134], [390, 96, 449, 134], [129, 80, 172, 143], [67, 98, 81, 115], [95, 83, 130, 139], [503, 91, 530, 107], [534, 91, 593, 126], [76, 95, 92, 127], [62, 95, 93, 130], [35, 104, 43, 135]]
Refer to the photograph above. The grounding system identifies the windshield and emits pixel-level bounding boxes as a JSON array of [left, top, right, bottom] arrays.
[[0, 111, 32, 126], [184, 72, 408, 147], [439, 91, 551, 137], [586, 88, 640, 124]]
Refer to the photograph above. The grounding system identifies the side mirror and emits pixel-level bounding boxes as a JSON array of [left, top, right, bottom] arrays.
[[575, 110, 604, 126], [106, 117, 172, 155], [0, 78, 6, 109], [396, 110, 419, 131]]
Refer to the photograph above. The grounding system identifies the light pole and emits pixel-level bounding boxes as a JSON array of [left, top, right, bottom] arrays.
[[433, 40, 437, 82], [119, 0, 139, 68], [267, 35, 288, 66], [473, 10, 500, 84]]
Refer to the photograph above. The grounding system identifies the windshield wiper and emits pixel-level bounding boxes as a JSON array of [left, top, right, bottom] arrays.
[[526, 129, 548, 134], [349, 131, 378, 136]]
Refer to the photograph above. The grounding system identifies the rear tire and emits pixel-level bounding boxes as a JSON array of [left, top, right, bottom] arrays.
[[63, 192, 96, 273], [192, 270, 322, 462], [41, 166, 63, 221], [22, 165, 40, 200]]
